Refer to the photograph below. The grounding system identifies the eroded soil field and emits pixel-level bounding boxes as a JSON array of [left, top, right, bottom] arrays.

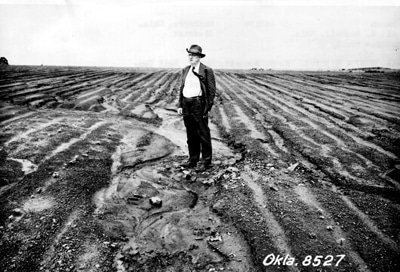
[[0, 65, 399, 272]]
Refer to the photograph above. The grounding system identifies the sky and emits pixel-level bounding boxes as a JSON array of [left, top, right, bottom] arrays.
[[0, 0, 399, 70]]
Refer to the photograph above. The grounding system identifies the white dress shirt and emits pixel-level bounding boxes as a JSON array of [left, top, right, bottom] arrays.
[[183, 62, 202, 98]]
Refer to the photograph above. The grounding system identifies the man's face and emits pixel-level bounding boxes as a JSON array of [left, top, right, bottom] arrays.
[[188, 53, 200, 66]]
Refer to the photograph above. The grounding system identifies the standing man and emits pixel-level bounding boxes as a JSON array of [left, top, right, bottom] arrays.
[[178, 44, 216, 171]]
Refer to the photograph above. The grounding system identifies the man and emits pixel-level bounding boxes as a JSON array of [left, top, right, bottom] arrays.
[[177, 44, 216, 171]]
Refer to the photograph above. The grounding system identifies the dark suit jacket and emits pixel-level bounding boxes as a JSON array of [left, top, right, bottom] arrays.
[[178, 62, 216, 116]]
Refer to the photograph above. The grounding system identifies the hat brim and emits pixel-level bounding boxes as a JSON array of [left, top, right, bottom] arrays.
[[186, 48, 205, 58]]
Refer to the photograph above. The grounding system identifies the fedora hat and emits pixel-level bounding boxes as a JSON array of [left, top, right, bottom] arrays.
[[186, 44, 206, 58]]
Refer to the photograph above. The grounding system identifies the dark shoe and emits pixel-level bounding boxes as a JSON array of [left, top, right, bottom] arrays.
[[181, 161, 197, 168], [196, 162, 211, 172]]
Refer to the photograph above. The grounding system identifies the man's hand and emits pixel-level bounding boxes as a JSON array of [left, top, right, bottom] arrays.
[[177, 108, 183, 115]]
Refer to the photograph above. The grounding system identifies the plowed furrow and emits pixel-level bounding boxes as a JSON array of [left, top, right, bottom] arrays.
[[4, 117, 66, 147], [249, 74, 399, 129], [241, 169, 299, 271], [218, 73, 320, 161], [122, 72, 154, 89], [246, 75, 400, 161], [312, 187, 400, 271], [303, 73, 400, 93], [144, 72, 179, 105], [120, 72, 169, 107], [218, 72, 399, 191], [42, 120, 108, 163], [218, 74, 295, 161], [217, 106, 232, 133], [0, 119, 120, 272], [252, 74, 400, 122], [294, 185, 373, 272], [225, 72, 397, 162], [0, 109, 37, 125], [137, 71, 166, 88], [339, 194, 399, 252], [267, 73, 400, 104]]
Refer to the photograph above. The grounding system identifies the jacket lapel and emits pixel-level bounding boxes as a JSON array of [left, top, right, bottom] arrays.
[[198, 63, 206, 78]]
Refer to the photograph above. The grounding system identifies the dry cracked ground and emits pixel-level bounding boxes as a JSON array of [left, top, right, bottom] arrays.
[[0, 65, 399, 272]]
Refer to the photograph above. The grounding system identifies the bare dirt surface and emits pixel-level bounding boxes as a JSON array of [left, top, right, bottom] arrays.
[[1, 65, 399, 272]]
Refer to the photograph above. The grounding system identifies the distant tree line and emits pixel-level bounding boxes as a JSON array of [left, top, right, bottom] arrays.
[[346, 67, 390, 73]]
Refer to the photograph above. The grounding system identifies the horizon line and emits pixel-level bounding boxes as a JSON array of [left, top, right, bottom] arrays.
[[2, 63, 399, 72]]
